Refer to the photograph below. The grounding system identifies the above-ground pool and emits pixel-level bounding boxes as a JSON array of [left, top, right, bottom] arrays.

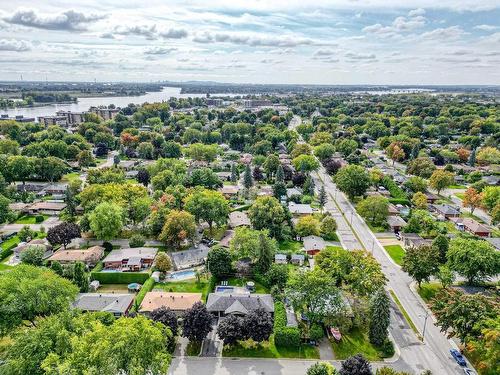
[[169, 269, 196, 280]]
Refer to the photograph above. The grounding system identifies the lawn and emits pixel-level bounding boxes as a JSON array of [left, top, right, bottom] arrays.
[[367, 223, 388, 233], [95, 284, 130, 293], [418, 282, 442, 303], [461, 211, 485, 224], [223, 336, 319, 359], [448, 184, 466, 189], [0, 263, 13, 271], [454, 192, 465, 200], [155, 278, 211, 301], [325, 245, 343, 252], [1, 236, 20, 251], [278, 240, 303, 252], [226, 277, 269, 294], [14, 215, 49, 224], [383, 245, 405, 265], [329, 328, 383, 360], [61, 172, 81, 183]]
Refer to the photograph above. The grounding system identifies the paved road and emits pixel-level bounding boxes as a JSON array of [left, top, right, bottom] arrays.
[[0, 216, 62, 232], [441, 188, 492, 225]]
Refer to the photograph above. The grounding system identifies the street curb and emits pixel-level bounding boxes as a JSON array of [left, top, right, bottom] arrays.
[[383, 331, 401, 364]]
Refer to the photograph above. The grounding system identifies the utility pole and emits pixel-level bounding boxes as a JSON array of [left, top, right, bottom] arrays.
[[422, 310, 430, 342]]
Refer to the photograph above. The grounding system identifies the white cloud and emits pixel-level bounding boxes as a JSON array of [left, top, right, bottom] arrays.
[[420, 26, 466, 40], [474, 24, 498, 31], [314, 48, 336, 56], [408, 8, 426, 17], [0, 39, 31, 52], [363, 12, 426, 37], [3, 8, 106, 31], [144, 47, 177, 55], [193, 31, 325, 47], [345, 52, 376, 60]]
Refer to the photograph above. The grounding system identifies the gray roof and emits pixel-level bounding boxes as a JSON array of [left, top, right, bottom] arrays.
[[103, 247, 157, 263], [485, 237, 500, 251], [431, 204, 460, 216], [275, 253, 287, 261], [387, 215, 407, 227], [303, 235, 325, 250], [291, 254, 305, 261], [73, 293, 134, 314], [206, 292, 274, 314], [288, 202, 313, 215], [170, 245, 209, 268]]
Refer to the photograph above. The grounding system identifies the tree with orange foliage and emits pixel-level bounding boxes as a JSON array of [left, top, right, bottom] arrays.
[[386, 142, 405, 166], [456, 148, 470, 163], [462, 187, 483, 215]]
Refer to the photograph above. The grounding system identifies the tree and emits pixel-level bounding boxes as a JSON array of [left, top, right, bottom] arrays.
[[291, 143, 312, 159], [188, 168, 222, 190], [230, 163, 238, 183], [482, 186, 499, 212], [468, 148, 476, 167], [324, 158, 342, 175], [276, 164, 284, 183], [155, 252, 173, 273], [265, 264, 289, 291], [77, 150, 94, 167], [476, 146, 500, 165], [357, 196, 389, 227], [137, 142, 155, 159], [185, 189, 229, 230], [255, 232, 274, 274], [128, 197, 151, 226], [314, 143, 336, 162], [436, 265, 455, 289], [337, 138, 358, 157], [244, 308, 273, 342], [295, 215, 321, 237], [307, 362, 337, 375], [129, 234, 146, 247], [465, 319, 500, 375], [340, 354, 372, 375], [182, 301, 213, 342], [334, 165, 370, 199], [320, 215, 337, 240], [0, 193, 10, 224], [248, 196, 286, 239], [159, 210, 196, 250], [273, 180, 287, 199], [18, 225, 35, 242], [0, 265, 78, 334], [151, 306, 179, 335], [253, 165, 264, 181], [429, 170, 454, 194], [243, 163, 253, 190], [404, 176, 427, 193], [411, 192, 428, 209], [402, 245, 440, 287], [407, 157, 436, 178], [73, 261, 89, 292], [286, 269, 343, 323], [318, 186, 327, 211], [462, 187, 483, 214], [303, 175, 315, 196], [207, 246, 233, 279], [370, 169, 384, 190], [387, 143, 405, 166], [375, 367, 412, 375], [217, 315, 245, 346], [263, 154, 280, 179], [20, 245, 45, 266], [137, 168, 150, 186], [447, 237, 500, 284], [292, 154, 320, 173], [432, 234, 449, 263], [369, 289, 390, 346], [47, 222, 81, 249], [89, 202, 123, 241]]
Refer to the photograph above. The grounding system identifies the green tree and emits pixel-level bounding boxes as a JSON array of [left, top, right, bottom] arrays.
[[73, 262, 89, 292], [265, 264, 289, 291], [429, 170, 454, 194], [276, 164, 284, 183], [357, 196, 389, 227], [369, 289, 390, 346], [411, 191, 428, 209], [482, 186, 499, 212], [0, 193, 11, 224], [248, 196, 286, 239], [292, 154, 320, 173], [406, 157, 436, 178], [303, 175, 315, 196], [447, 237, 500, 284], [155, 252, 173, 273], [255, 232, 274, 274], [230, 163, 238, 183], [159, 210, 196, 250], [185, 189, 229, 230], [243, 163, 253, 190], [20, 245, 45, 266], [0, 265, 78, 334], [229, 227, 278, 263], [273, 180, 287, 199], [307, 362, 337, 375], [295, 215, 321, 237], [207, 246, 233, 279], [320, 215, 337, 240], [402, 245, 440, 287], [263, 154, 280, 179], [314, 143, 336, 162], [89, 202, 124, 241], [404, 176, 428, 193], [432, 234, 449, 263], [334, 165, 370, 199], [318, 186, 327, 211], [128, 197, 151, 226]]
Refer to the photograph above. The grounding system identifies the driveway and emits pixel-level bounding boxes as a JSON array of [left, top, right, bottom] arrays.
[[200, 322, 222, 357]]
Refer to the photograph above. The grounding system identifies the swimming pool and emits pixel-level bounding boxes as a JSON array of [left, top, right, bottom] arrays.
[[215, 286, 235, 293], [169, 269, 196, 280]]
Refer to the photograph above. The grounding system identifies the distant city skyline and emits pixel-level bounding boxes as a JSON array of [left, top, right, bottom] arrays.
[[0, 1, 499, 84]]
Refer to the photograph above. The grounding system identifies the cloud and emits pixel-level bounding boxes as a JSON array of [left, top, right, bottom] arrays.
[[363, 13, 426, 36], [193, 31, 323, 47], [4, 8, 106, 31], [408, 8, 426, 17], [314, 48, 336, 56], [113, 24, 157, 40], [0, 39, 31, 52], [100, 32, 115, 39], [144, 47, 177, 55], [436, 57, 481, 63], [345, 52, 376, 60], [159, 28, 188, 39], [420, 26, 465, 40], [474, 24, 498, 31]]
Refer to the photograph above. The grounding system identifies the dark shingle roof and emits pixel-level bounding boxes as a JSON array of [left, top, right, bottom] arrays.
[[206, 293, 274, 314]]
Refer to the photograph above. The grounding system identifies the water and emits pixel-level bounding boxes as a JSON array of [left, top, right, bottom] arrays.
[[0, 87, 209, 119], [168, 269, 196, 280]]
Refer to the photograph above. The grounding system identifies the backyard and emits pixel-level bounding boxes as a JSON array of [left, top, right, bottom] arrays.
[[226, 277, 268, 294], [278, 240, 303, 253], [155, 276, 211, 301]]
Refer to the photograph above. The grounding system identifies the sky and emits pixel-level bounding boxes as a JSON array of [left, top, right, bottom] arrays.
[[0, 1, 499, 85]]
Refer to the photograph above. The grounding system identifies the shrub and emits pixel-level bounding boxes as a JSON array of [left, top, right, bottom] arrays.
[[274, 301, 301, 347], [132, 277, 155, 310], [310, 324, 324, 341], [129, 234, 146, 248], [102, 241, 113, 252], [90, 271, 150, 284], [379, 338, 395, 357], [381, 176, 407, 200], [35, 215, 44, 223]]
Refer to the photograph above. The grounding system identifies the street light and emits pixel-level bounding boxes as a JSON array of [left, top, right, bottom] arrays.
[[422, 310, 430, 342], [371, 239, 375, 254], [350, 211, 353, 224]]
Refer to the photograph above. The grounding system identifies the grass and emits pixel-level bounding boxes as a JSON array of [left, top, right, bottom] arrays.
[[61, 172, 81, 183], [226, 277, 269, 294], [367, 223, 388, 233], [94, 284, 129, 293], [186, 341, 202, 356], [0, 263, 13, 271], [389, 290, 421, 340], [461, 211, 485, 224], [278, 240, 303, 252], [14, 215, 49, 224], [325, 245, 343, 252], [384, 245, 405, 265], [454, 192, 465, 200], [330, 328, 384, 361], [155, 277, 211, 301], [223, 336, 319, 359], [418, 282, 442, 303], [1, 236, 20, 251], [448, 184, 466, 189]]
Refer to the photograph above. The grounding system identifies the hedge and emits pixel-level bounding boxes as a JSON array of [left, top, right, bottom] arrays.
[[0, 242, 18, 261], [90, 271, 150, 284], [274, 301, 301, 348], [388, 198, 411, 206], [381, 176, 408, 200], [131, 277, 155, 312]]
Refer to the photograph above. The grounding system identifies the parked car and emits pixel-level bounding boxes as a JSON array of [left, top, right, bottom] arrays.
[[395, 232, 401, 240], [450, 349, 467, 366], [463, 368, 475, 375]]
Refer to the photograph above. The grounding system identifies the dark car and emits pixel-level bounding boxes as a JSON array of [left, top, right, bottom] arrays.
[[450, 349, 467, 366]]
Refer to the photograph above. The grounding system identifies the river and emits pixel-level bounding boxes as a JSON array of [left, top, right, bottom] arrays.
[[0, 87, 212, 119]]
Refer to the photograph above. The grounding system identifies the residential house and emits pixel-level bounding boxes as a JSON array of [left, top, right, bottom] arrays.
[[288, 202, 313, 216], [216, 171, 232, 181], [257, 185, 274, 197], [430, 204, 461, 220], [302, 235, 325, 255], [218, 230, 235, 248], [13, 238, 52, 260], [28, 201, 67, 216], [482, 175, 499, 186], [228, 211, 251, 228], [239, 153, 253, 164], [206, 292, 274, 317], [73, 293, 134, 317], [47, 246, 104, 267], [139, 292, 202, 316], [170, 245, 209, 270], [291, 253, 305, 266], [485, 237, 500, 251], [387, 216, 407, 233], [449, 218, 491, 237], [89, 106, 120, 121], [38, 115, 68, 127], [286, 187, 301, 198], [40, 183, 68, 197], [102, 247, 158, 271], [218, 185, 240, 198], [387, 203, 399, 216], [56, 110, 85, 125], [424, 192, 439, 204], [401, 233, 432, 248], [275, 253, 287, 264]]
